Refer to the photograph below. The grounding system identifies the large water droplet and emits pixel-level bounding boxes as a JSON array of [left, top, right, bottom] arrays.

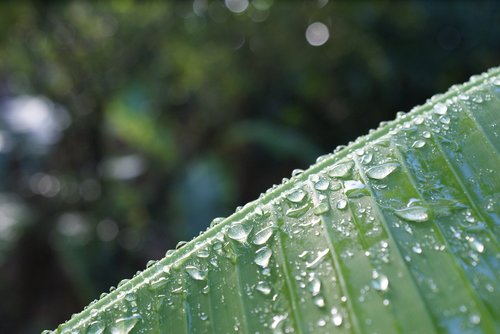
[[252, 227, 274, 245], [256, 281, 272, 295], [111, 315, 141, 334], [366, 163, 399, 180], [286, 189, 307, 203], [186, 265, 207, 281], [394, 206, 429, 223], [313, 176, 330, 191], [328, 161, 354, 178], [255, 246, 272, 268], [227, 223, 252, 243], [344, 180, 367, 197]]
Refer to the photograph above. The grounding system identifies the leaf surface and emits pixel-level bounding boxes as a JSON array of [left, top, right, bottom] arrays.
[[49, 68, 500, 334]]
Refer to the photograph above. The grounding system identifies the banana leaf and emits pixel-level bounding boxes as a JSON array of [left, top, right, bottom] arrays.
[[47, 67, 500, 334]]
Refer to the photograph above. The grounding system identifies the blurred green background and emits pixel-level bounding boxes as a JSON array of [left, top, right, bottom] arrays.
[[0, 1, 498, 332]]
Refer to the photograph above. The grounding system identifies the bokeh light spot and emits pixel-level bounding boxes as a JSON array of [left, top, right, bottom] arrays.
[[305, 22, 329, 46]]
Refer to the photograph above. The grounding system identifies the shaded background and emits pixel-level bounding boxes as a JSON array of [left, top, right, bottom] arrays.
[[0, 1, 498, 332]]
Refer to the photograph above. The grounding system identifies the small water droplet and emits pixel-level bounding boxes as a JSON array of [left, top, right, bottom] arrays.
[[210, 217, 225, 227], [422, 131, 431, 138], [291, 169, 304, 177], [86, 321, 105, 334], [332, 313, 343, 327], [469, 238, 485, 253], [286, 189, 307, 203], [313, 202, 330, 215], [227, 223, 252, 243], [328, 161, 354, 178], [394, 206, 429, 223], [434, 103, 447, 115], [255, 246, 273, 268], [458, 93, 469, 100], [366, 163, 399, 180], [412, 243, 422, 254], [469, 314, 481, 325], [412, 140, 426, 148], [344, 180, 367, 197], [314, 295, 325, 308], [336, 199, 348, 210], [306, 249, 329, 269], [439, 116, 450, 124], [252, 227, 274, 245], [372, 273, 389, 292], [308, 278, 322, 296], [256, 281, 272, 295], [186, 265, 207, 281]]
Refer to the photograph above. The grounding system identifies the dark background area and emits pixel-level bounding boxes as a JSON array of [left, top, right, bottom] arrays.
[[0, 1, 498, 333]]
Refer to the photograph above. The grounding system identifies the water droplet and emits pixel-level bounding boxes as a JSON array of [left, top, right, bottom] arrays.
[[308, 278, 322, 296], [372, 273, 389, 292], [176, 241, 188, 249], [412, 243, 422, 254], [286, 189, 307, 203], [336, 199, 348, 210], [344, 180, 367, 197], [210, 217, 225, 227], [434, 103, 447, 115], [439, 116, 450, 124], [111, 314, 141, 334], [227, 223, 252, 243], [412, 140, 426, 148], [328, 161, 354, 178], [291, 169, 304, 177], [186, 265, 207, 281], [256, 281, 272, 295], [422, 131, 431, 138], [458, 93, 469, 100], [87, 321, 105, 334], [306, 249, 329, 269], [469, 238, 484, 253], [332, 312, 343, 327], [314, 295, 325, 308], [469, 314, 481, 325], [394, 206, 429, 223], [313, 176, 330, 191], [286, 202, 311, 218], [252, 227, 273, 245], [366, 163, 399, 180], [255, 246, 272, 268], [313, 202, 330, 215], [493, 78, 500, 86]]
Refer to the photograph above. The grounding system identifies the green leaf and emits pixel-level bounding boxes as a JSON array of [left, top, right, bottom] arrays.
[[49, 67, 500, 333]]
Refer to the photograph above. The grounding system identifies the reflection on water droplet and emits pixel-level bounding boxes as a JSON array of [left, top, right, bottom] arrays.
[[332, 313, 343, 327], [253, 227, 273, 245], [336, 199, 348, 210], [394, 206, 429, 223], [256, 281, 272, 295], [186, 265, 207, 281], [227, 223, 252, 243], [111, 314, 141, 334], [329, 161, 354, 178], [287, 189, 307, 203], [255, 246, 272, 268], [434, 103, 447, 115], [366, 163, 399, 180]]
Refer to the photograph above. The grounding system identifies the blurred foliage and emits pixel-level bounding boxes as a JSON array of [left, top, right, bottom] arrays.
[[0, 1, 498, 332]]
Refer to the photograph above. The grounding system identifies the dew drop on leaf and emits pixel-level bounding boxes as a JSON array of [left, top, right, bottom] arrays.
[[254, 246, 272, 268], [394, 206, 429, 223], [412, 140, 426, 148], [366, 163, 399, 180], [227, 223, 252, 243], [255, 281, 272, 295], [286, 189, 307, 203], [433, 103, 447, 115], [252, 227, 273, 245], [372, 272, 389, 292], [185, 265, 207, 281], [111, 314, 141, 334], [336, 199, 348, 210], [86, 321, 105, 334], [328, 161, 354, 178], [308, 277, 321, 296]]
